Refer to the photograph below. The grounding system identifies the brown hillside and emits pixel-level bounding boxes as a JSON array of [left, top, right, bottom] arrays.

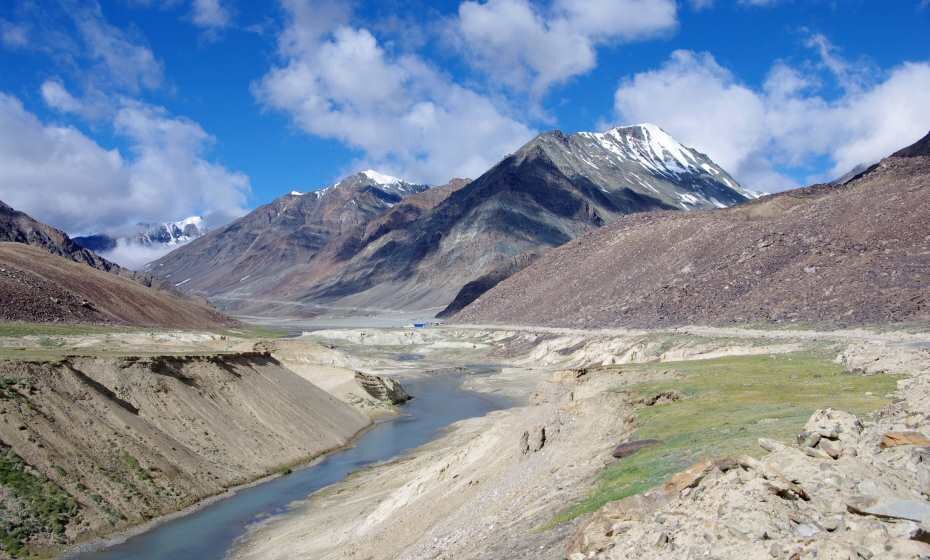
[[0, 243, 235, 328], [454, 138, 930, 328]]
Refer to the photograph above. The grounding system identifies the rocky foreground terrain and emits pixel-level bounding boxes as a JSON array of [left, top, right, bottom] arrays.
[[232, 326, 930, 560], [455, 132, 930, 328]]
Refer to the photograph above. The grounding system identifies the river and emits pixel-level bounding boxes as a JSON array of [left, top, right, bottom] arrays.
[[71, 368, 508, 560]]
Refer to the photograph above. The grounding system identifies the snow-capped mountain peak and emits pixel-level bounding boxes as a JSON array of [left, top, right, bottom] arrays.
[[361, 169, 403, 185], [516, 123, 759, 210], [155, 216, 206, 245], [577, 123, 760, 203], [72, 216, 208, 270]]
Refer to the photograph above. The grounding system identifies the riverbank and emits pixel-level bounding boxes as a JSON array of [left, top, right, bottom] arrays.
[[0, 327, 433, 559], [69, 370, 510, 560], [231, 324, 930, 560]]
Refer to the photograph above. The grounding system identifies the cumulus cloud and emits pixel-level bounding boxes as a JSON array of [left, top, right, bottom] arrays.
[[613, 49, 930, 191], [254, 0, 534, 184], [0, 93, 249, 235], [453, 0, 677, 98]]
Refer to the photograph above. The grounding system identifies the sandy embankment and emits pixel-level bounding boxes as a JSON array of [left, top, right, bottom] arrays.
[[0, 329, 416, 557]]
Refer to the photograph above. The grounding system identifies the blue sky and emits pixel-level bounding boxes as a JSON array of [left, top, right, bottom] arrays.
[[1, 0, 929, 237]]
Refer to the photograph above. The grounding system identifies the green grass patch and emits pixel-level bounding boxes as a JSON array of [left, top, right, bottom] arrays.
[[551, 353, 899, 525], [121, 453, 152, 483], [0, 447, 80, 558], [215, 324, 290, 340], [0, 322, 144, 338]]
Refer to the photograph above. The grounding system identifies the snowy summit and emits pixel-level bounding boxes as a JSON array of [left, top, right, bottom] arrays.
[[361, 170, 403, 185]]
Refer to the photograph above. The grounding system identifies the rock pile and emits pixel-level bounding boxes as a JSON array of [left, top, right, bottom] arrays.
[[569, 377, 930, 559]]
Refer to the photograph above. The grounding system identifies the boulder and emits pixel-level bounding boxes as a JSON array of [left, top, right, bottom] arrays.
[[804, 409, 863, 442], [354, 371, 411, 405], [612, 439, 660, 459], [520, 425, 547, 454]]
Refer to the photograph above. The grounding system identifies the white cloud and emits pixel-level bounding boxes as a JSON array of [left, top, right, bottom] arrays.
[[40, 80, 84, 114], [0, 19, 28, 48], [254, 1, 534, 184], [70, 2, 164, 93], [0, 93, 249, 235], [613, 49, 930, 191], [191, 0, 231, 30], [40, 79, 112, 121], [453, 0, 677, 98], [804, 33, 872, 94], [97, 239, 184, 270]]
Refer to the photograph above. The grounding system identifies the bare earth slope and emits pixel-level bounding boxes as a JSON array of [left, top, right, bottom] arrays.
[[0, 243, 234, 328], [0, 350, 369, 556], [455, 134, 930, 328]]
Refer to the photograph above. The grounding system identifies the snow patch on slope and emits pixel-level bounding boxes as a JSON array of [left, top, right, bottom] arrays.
[[362, 169, 403, 185]]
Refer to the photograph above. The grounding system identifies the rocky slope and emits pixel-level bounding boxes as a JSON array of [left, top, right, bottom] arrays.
[[272, 124, 752, 312], [148, 171, 431, 301], [0, 200, 123, 275], [0, 243, 234, 328], [570, 352, 930, 559], [455, 131, 930, 328], [0, 351, 370, 557]]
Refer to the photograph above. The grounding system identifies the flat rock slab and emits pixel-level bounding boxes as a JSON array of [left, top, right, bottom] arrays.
[[848, 497, 930, 523], [612, 439, 660, 459], [664, 459, 715, 495], [880, 431, 930, 449]]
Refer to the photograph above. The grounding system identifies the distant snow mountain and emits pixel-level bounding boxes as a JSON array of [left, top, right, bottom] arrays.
[[147, 170, 434, 296], [74, 217, 208, 269]]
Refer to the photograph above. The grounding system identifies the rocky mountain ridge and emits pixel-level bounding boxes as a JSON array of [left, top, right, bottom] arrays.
[[153, 125, 752, 315], [0, 199, 124, 275], [148, 170, 433, 300], [280, 124, 752, 312], [454, 130, 930, 328]]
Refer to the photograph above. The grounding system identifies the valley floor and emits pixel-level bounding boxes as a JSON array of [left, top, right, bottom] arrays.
[[229, 324, 930, 560], [3, 321, 929, 559]]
